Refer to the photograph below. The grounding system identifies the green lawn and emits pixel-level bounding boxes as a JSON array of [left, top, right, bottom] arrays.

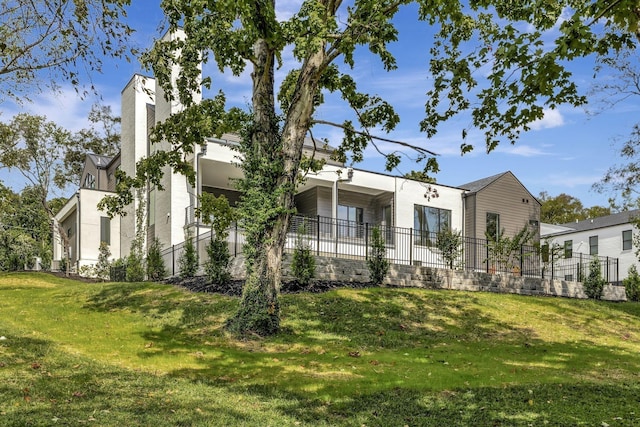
[[1, 272, 639, 426]]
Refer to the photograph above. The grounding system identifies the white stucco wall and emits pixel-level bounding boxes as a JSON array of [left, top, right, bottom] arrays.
[[393, 178, 464, 231], [77, 189, 121, 268]]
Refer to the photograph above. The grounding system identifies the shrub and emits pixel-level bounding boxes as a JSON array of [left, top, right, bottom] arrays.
[[291, 224, 315, 286], [95, 241, 111, 281], [583, 256, 606, 299], [204, 239, 231, 284], [198, 193, 235, 285], [146, 238, 166, 281], [367, 226, 389, 285], [179, 230, 198, 278], [126, 251, 145, 282], [110, 258, 127, 282], [78, 264, 97, 277], [436, 228, 463, 269], [623, 264, 640, 302]]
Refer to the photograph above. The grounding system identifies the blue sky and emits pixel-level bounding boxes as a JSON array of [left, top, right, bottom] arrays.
[[1, 1, 637, 210]]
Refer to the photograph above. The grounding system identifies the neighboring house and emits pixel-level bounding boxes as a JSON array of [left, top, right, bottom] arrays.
[[52, 154, 121, 271], [52, 30, 541, 275], [541, 210, 640, 283]]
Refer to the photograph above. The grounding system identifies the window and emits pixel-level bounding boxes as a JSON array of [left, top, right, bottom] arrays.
[[623, 230, 633, 251], [337, 205, 363, 238], [589, 235, 598, 255], [84, 173, 95, 189], [564, 240, 573, 258], [100, 217, 110, 245], [414, 205, 451, 245], [486, 212, 500, 241]]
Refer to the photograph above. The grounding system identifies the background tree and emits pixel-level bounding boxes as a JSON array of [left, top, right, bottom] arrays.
[[59, 103, 121, 188], [0, 184, 66, 271], [591, 49, 640, 210], [104, 1, 638, 335], [0, 0, 133, 103], [539, 192, 611, 224], [0, 114, 74, 272]]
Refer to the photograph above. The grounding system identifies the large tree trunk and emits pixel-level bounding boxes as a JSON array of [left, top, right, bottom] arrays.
[[227, 30, 326, 335]]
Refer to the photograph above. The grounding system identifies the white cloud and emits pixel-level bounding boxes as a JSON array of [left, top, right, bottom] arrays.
[[529, 108, 565, 130], [495, 144, 551, 157], [1, 85, 119, 132]]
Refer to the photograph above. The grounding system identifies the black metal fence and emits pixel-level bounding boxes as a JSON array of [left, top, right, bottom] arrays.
[[157, 214, 619, 284]]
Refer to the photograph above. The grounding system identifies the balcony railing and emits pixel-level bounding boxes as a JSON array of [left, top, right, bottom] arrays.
[[167, 214, 619, 284]]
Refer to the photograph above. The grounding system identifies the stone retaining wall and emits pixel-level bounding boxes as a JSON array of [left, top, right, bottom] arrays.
[[228, 254, 627, 301]]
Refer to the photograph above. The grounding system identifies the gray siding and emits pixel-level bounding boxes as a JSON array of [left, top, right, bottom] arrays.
[[294, 187, 318, 216], [466, 173, 540, 241], [106, 156, 121, 192]]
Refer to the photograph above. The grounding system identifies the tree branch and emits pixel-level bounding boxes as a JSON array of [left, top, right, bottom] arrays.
[[312, 119, 439, 157]]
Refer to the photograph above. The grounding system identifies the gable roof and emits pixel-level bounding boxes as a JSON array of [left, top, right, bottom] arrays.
[[458, 171, 540, 205], [544, 209, 640, 236], [87, 153, 115, 169], [458, 172, 507, 193]]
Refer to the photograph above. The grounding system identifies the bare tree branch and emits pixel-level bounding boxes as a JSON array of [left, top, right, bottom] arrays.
[[312, 119, 439, 157]]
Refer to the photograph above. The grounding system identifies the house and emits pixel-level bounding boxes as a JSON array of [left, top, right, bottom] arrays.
[[52, 154, 121, 270], [52, 31, 542, 276], [541, 210, 639, 283]]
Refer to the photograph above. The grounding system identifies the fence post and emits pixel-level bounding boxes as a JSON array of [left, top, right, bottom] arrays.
[[316, 215, 320, 256], [172, 244, 175, 276], [551, 248, 554, 280], [365, 222, 369, 260], [606, 256, 610, 283], [486, 242, 490, 273]]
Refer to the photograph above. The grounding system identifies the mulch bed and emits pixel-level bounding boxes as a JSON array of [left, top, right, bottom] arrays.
[[164, 275, 377, 296], [46, 271, 377, 296]]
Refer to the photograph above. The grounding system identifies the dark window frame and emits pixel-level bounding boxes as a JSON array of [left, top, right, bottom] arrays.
[[414, 204, 452, 246], [589, 235, 598, 256], [564, 240, 573, 259], [623, 230, 633, 251], [100, 216, 110, 245]]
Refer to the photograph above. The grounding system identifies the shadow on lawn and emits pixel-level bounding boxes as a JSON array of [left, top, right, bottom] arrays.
[[4, 337, 640, 425], [13, 283, 640, 426]]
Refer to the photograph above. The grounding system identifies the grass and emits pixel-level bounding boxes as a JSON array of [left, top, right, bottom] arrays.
[[1, 272, 639, 426]]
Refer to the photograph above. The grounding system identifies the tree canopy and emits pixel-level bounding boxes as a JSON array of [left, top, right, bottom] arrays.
[[539, 191, 611, 224], [0, 0, 134, 103], [107, 0, 639, 335]]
